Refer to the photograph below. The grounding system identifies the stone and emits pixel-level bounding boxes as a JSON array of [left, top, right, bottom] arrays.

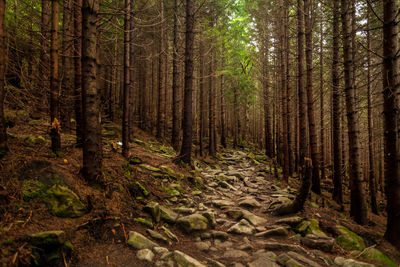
[[137, 249, 155, 262], [255, 227, 289, 237], [242, 210, 268, 226], [45, 185, 87, 218], [301, 234, 335, 252], [225, 209, 244, 220], [334, 257, 375, 267], [156, 250, 206, 267], [201, 211, 216, 228], [361, 247, 396, 267], [146, 229, 170, 245], [286, 252, 322, 267], [227, 219, 256, 235], [160, 206, 179, 224], [276, 216, 304, 226], [134, 217, 153, 227], [140, 164, 161, 172], [248, 252, 279, 267], [285, 259, 305, 267], [205, 258, 226, 267], [335, 225, 365, 251], [173, 207, 196, 215], [177, 214, 210, 233], [144, 201, 161, 223], [153, 247, 169, 255], [263, 242, 308, 254], [238, 243, 253, 251], [222, 249, 249, 259], [161, 226, 179, 242], [128, 231, 159, 250], [211, 199, 234, 209], [31, 230, 66, 246], [210, 230, 229, 241], [238, 197, 261, 208], [214, 240, 233, 248], [195, 241, 211, 251]]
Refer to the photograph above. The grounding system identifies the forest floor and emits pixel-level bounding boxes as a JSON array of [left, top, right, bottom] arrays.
[[0, 110, 400, 267]]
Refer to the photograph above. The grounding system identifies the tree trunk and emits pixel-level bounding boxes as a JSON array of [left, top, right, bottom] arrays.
[[341, 0, 367, 225], [122, 0, 130, 158], [39, 0, 50, 114], [178, 0, 195, 164], [208, 40, 215, 157], [171, 0, 180, 150], [156, 0, 164, 139], [50, 0, 61, 152], [263, 39, 272, 157], [0, 0, 6, 157], [82, 0, 102, 181], [367, 7, 378, 215], [220, 44, 226, 148], [199, 37, 204, 156], [304, 0, 320, 194], [331, 0, 342, 204], [129, 0, 135, 140], [73, 0, 83, 146], [383, 0, 400, 250], [319, 18, 325, 181]]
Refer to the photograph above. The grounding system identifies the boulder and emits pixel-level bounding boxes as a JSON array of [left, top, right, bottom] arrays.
[[137, 249, 155, 262], [156, 250, 206, 267], [248, 251, 279, 267], [144, 201, 161, 223], [31, 230, 66, 246], [286, 252, 322, 267], [276, 216, 304, 226], [334, 257, 375, 267], [45, 185, 87, 218], [177, 214, 210, 233], [222, 249, 249, 259], [301, 234, 335, 252], [128, 231, 158, 250], [335, 225, 365, 251], [227, 219, 256, 235], [146, 229, 170, 245], [160, 206, 179, 223], [255, 227, 289, 237], [242, 210, 268, 226], [361, 247, 396, 267]]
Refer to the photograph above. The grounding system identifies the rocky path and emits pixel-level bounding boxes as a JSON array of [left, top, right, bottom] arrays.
[[128, 150, 392, 267]]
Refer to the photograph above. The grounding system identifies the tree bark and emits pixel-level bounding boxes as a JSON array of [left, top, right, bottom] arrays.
[[0, 0, 6, 157], [178, 0, 195, 164], [73, 0, 83, 146], [171, 0, 180, 150], [319, 17, 325, 181], [220, 44, 226, 148], [382, 0, 400, 250], [341, 0, 367, 225], [82, 0, 102, 181], [50, 0, 61, 152], [156, 0, 164, 139], [122, 0, 130, 158]]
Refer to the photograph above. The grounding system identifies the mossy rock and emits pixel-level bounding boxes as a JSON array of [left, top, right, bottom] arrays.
[[161, 166, 184, 179], [129, 156, 142, 165], [45, 185, 87, 218], [135, 182, 149, 197], [140, 164, 161, 173], [134, 217, 153, 228], [31, 230, 66, 246], [295, 219, 326, 237], [360, 248, 397, 267], [128, 231, 158, 250], [22, 180, 46, 201], [133, 138, 146, 146], [24, 136, 47, 144], [335, 225, 365, 251]]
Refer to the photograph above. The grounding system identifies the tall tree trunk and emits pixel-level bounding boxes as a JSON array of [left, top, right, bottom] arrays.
[[0, 0, 6, 157], [220, 44, 226, 148], [39, 0, 50, 114], [367, 7, 378, 215], [319, 18, 325, 181], [171, 0, 180, 150], [74, 0, 83, 146], [383, 0, 400, 250], [304, 0, 320, 194], [178, 0, 195, 164], [129, 0, 135, 139], [156, 0, 164, 139], [332, 0, 342, 204], [122, 0, 130, 158], [263, 39, 272, 157], [199, 37, 205, 156], [341, 0, 367, 225], [50, 0, 61, 152], [208, 41, 215, 156], [82, 0, 102, 181]]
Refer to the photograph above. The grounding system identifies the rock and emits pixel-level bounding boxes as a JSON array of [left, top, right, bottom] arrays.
[[144, 201, 161, 223], [146, 229, 170, 245], [222, 249, 249, 259], [211, 230, 229, 241], [156, 250, 206, 267], [201, 211, 216, 228], [233, 264, 245, 267], [140, 164, 161, 172], [134, 217, 153, 227], [334, 257, 375, 267], [154, 247, 169, 255], [177, 214, 210, 233], [211, 199, 234, 209], [214, 240, 233, 249], [238, 197, 261, 208], [242, 210, 268, 226], [31, 230, 66, 246], [161, 226, 179, 242], [295, 219, 326, 237], [205, 258, 226, 267], [276, 216, 304, 226], [276, 253, 293, 265], [160, 206, 179, 223], [285, 259, 305, 267], [128, 231, 159, 249], [335, 225, 365, 251], [286, 252, 322, 267], [135, 182, 149, 197], [269, 197, 291, 210], [227, 219, 256, 235], [301, 234, 335, 252], [361, 247, 396, 267], [226, 209, 244, 220], [45, 185, 87, 218], [263, 242, 308, 254], [248, 252, 279, 267], [255, 227, 289, 237], [195, 241, 211, 251], [173, 207, 196, 215], [238, 243, 253, 251], [137, 249, 155, 262]]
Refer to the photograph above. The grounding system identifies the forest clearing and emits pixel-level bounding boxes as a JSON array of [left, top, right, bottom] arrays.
[[0, 0, 400, 266]]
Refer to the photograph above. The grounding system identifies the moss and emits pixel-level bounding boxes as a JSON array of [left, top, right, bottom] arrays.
[[24, 136, 47, 144], [135, 182, 149, 197], [3, 238, 15, 245], [134, 217, 153, 228], [63, 241, 74, 251], [133, 138, 146, 146], [362, 248, 397, 267], [22, 180, 46, 201], [295, 219, 326, 237], [31, 230, 66, 246], [335, 225, 365, 251], [140, 164, 161, 173], [45, 185, 87, 218], [310, 202, 319, 208]]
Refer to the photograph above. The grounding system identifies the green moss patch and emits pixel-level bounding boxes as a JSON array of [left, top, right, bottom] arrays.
[[335, 225, 365, 251]]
